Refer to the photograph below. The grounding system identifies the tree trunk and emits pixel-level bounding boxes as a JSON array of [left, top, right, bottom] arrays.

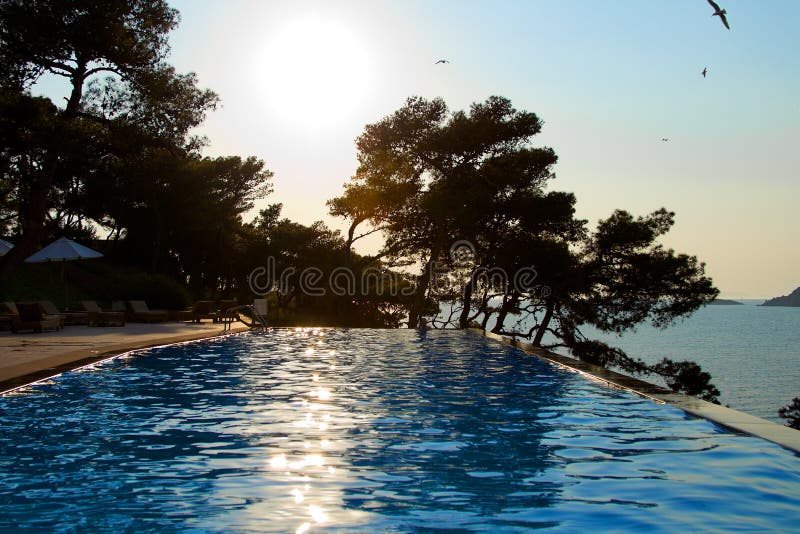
[[337, 219, 358, 324], [480, 313, 490, 330], [406, 264, 427, 329], [151, 205, 162, 273], [458, 274, 474, 329], [491, 291, 517, 334], [532, 298, 555, 347], [408, 247, 438, 328]]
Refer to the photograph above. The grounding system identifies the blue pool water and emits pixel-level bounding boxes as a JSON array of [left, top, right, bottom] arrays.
[[0, 329, 798, 532], [484, 300, 800, 422]]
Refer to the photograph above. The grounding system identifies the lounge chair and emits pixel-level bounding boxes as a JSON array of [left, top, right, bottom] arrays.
[[80, 301, 126, 326], [252, 299, 268, 326], [39, 300, 89, 326], [243, 299, 268, 328], [11, 302, 62, 333], [0, 302, 18, 332], [176, 300, 219, 323], [219, 299, 267, 331], [216, 299, 239, 322], [127, 300, 169, 323]]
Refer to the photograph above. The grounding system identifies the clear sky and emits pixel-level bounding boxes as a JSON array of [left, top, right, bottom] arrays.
[[137, 1, 800, 298]]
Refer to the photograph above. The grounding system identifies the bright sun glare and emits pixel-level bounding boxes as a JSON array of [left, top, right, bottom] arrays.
[[258, 16, 372, 131]]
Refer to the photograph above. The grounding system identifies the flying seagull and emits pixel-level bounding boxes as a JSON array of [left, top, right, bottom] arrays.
[[435, 59, 449, 64], [701, 67, 707, 78], [706, 0, 730, 30], [661, 138, 669, 142]]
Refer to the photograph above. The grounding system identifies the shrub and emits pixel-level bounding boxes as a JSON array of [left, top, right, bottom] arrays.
[[107, 272, 191, 310]]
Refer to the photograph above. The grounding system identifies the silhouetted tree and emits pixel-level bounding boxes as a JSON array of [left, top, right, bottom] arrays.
[[330, 95, 558, 328], [331, 95, 721, 401], [778, 397, 800, 430], [86, 147, 272, 293], [0, 90, 60, 237], [0, 0, 217, 288]]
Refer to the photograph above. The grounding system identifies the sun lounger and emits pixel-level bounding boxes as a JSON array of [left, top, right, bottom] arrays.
[[216, 299, 238, 322], [252, 299, 268, 326], [39, 300, 89, 326], [127, 300, 169, 322], [218, 299, 267, 331], [176, 300, 219, 323], [80, 301, 126, 326], [11, 302, 62, 333], [0, 302, 18, 332]]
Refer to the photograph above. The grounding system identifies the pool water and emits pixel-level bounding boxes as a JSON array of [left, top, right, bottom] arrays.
[[0, 329, 798, 532]]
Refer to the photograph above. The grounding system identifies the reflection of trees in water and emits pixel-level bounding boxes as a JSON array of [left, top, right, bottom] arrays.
[[334, 330, 568, 519]]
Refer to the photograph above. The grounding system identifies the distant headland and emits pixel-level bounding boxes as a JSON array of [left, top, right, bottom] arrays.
[[760, 287, 800, 307], [708, 298, 744, 305]]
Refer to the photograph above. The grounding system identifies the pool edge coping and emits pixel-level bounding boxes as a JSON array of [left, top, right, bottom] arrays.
[[0, 324, 252, 395], [470, 328, 800, 454]]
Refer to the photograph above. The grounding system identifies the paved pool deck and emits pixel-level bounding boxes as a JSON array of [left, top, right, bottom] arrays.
[[0, 321, 250, 393]]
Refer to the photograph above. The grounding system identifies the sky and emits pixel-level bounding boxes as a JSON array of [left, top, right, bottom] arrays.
[[47, 0, 800, 299]]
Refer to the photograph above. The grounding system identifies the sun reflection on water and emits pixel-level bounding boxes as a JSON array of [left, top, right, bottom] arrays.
[[254, 328, 361, 531], [309, 504, 328, 523], [269, 453, 288, 469]]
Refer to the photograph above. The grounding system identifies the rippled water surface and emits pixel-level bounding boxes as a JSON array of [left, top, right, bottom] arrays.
[[1, 329, 798, 532], [486, 301, 800, 422]]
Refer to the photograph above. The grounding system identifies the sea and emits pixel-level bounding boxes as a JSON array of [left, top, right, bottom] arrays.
[[484, 300, 800, 424]]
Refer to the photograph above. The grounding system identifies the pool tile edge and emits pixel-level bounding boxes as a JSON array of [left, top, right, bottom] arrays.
[[471, 328, 800, 454]]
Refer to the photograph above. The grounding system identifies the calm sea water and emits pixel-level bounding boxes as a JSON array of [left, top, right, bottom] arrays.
[[492, 300, 800, 423], [584, 301, 800, 423], [1, 329, 798, 532]]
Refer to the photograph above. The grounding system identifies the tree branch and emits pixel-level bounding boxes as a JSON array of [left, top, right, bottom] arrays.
[[85, 65, 124, 78], [353, 225, 386, 243]]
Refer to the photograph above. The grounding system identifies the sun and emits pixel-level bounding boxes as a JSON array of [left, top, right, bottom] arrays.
[[257, 16, 372, 132]]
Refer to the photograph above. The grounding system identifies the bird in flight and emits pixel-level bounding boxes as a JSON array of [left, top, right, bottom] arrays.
[[706, 0, 730, 30], [661, 138, 669, 142], [435, 59, 449, 64], [701, 67, 708, 78]]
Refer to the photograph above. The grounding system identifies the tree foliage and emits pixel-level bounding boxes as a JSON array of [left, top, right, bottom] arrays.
[[778, 397, 800, 430], [330, 95, 561, 328], [0, 0, 217, 288], [240, 204, 412, 327]]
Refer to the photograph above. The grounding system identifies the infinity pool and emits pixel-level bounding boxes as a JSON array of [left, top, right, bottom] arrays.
[[1, 329, 798, 532]]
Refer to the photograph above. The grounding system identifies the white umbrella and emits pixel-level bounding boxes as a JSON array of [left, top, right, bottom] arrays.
[[25, 237, 103, 309], [0, 238, 12, 256], [25, 237, 103, 263]]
